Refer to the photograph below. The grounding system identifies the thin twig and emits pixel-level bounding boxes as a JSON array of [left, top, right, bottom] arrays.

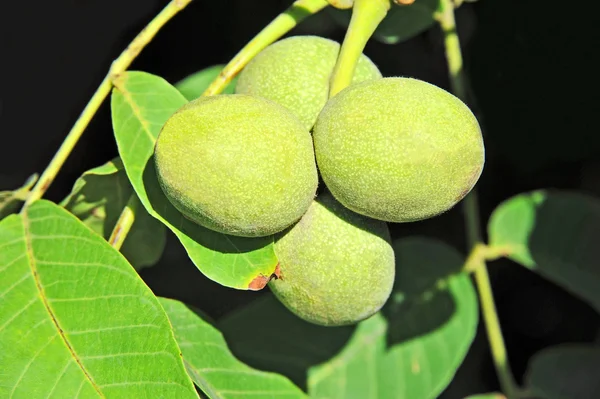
[[463, 243, 512, 273], [23, 0, 194, 209], [328, 0, 389, 97], [108, 195, 140, 250], [202, 0, 329, 96], [437, 0, 520, 397]]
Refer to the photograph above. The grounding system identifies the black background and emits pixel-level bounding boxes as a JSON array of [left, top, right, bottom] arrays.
[[2, 0, 600, 397]]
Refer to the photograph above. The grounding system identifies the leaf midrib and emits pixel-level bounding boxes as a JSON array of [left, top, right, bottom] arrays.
[[22, 210, 105, 398]]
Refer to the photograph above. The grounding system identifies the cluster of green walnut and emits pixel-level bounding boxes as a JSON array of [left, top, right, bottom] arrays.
[[154, 36, 485, 327]]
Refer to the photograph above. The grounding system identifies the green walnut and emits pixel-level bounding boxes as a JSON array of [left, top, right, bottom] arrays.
[[270, 191, 395, 326], [154, 94, 318, 237], [313, 77, 485, 222], [236, 35, 382, 130]]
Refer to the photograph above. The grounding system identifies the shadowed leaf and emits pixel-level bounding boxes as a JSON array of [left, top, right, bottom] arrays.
[[377, 237, 478, 399], [160, 297, 306, 399], [61, 158, 165, 270], [526, 344, 600, 399], [488, 190, 600, 313], [219, 237, 478, 399]]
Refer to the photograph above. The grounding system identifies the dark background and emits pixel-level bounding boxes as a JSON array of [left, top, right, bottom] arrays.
[[2, 0, 600, 397]]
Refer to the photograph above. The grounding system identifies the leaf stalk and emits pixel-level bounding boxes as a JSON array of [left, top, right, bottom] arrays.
[[108, 194, 141, 250], [437, 0, 520, 397], [328, 0, 389, 97], [202, 0, 330, 96]]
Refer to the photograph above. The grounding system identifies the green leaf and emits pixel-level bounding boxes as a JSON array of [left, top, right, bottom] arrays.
[[160, 297, 307, 399], [175, 64, 238, 100], [488, 190, 600, 313], [61, 158, 165, 270], [328, 0, 441, 45], [307, 313, 387, 398], [463, 394, 506, 399], [377, 238, 478, 399], [219, 294, 355, 390], [312, 237, 478, 399], [525, 344, 600, 399], [219, 237, 478, 399], [111, 71, 279, 290], [0, 174, 38, 220], [0, 200, 198, 398]]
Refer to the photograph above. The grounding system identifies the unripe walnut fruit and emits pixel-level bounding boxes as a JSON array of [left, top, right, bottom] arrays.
[[154, 94, 318, 237], [313, 77, 485, 222], [270, 191, 395, 326], [236, 35, 382, 130]]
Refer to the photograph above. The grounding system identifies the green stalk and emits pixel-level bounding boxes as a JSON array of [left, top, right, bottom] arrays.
[[437, 0, 520, 397], [202, 0, 329, 96], [108, 195, 140, 250], [23, 0, 194, 209], [463, 242, 511, 273], [328, 0, 389, 97]]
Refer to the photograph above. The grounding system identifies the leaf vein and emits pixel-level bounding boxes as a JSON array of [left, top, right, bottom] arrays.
[[9, 334, 58, 398], [0, 237, 24, 251], [0, 272, 31, 300], [0, 296, 37, 332], [81, 350, 176, 361], [0, 254, 27, 274], [69, 324, 161, 336], [22, 212, 105, 398], [44, 359, 73, 399], [49, 294, 142, 303]]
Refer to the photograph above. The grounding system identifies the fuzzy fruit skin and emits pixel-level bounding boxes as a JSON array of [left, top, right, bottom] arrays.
[[154, 94, 318, 237], [270, 191, 395, 326], [313, 77, 485, 223], [235, 35, 382, 130]]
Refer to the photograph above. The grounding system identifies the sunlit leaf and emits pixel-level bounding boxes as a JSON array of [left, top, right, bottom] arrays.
[[175, 64, 238, 100], [160, 297, 306, 399], [111, 71, 279, 290], [219, 237, 478, 399], [0, 174, 37, 220], [525, 344, 600, 399], [488, 190, 600, 313], [61, 158, 165, 270], [0, 200, 197, 398]]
